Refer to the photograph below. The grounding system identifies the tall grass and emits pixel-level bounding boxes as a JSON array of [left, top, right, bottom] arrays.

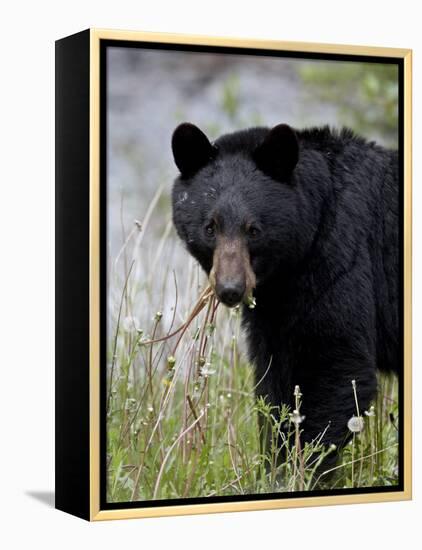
[[106, 192, 399, 503]]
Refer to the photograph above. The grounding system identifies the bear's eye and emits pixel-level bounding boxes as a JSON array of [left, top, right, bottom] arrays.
[[247, 226, 260, 238], [204, 221, 216, 238]]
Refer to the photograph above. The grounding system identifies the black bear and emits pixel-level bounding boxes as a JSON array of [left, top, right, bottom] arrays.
[[171, 122, 399, 460]]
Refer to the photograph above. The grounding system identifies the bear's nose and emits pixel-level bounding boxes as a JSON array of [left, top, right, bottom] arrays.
[[216, 281, 245, 307]]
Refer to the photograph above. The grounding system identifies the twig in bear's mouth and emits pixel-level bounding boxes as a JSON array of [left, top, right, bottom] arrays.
[[140, 285, 217, 353]]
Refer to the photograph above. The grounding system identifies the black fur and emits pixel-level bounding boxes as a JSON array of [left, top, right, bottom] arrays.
[[171, 123, 399, 455]]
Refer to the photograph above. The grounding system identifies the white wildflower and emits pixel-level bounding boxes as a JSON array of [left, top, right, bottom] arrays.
[[364, 405, 376, 417], [200, 363, 216, 377], [289, 409, 305, 425], [246, 295, 257, 309]]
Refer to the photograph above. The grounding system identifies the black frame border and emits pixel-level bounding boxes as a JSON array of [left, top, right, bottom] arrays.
[[99, 39, 405, 512]]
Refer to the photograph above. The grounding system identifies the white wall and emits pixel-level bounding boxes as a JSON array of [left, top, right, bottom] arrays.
[[0, 1, 419, 548]]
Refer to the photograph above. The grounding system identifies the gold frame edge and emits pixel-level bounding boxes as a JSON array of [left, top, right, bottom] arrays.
[[88, 28, 412, 521]]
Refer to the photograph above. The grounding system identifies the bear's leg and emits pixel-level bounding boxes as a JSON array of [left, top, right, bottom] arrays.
[[297, 355, 378, 485]]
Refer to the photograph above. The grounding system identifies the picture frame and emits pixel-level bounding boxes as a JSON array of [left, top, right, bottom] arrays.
[[55, 28, 412, 521]]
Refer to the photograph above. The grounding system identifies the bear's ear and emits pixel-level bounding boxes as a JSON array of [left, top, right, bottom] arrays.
[[172, 123, 217, 178], [253, 124, 299, 182]]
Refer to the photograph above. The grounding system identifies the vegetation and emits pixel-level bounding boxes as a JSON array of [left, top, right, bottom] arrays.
[[300, 63, 399, 147]]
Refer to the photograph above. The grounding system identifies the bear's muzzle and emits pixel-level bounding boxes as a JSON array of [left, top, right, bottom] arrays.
[[209, 236, 256, 307]]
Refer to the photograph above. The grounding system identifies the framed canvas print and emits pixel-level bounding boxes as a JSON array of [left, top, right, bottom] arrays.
[[55, 28, 412, 521]]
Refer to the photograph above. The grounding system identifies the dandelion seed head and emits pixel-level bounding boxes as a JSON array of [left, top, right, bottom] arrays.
[[347, 415, 364, 433]]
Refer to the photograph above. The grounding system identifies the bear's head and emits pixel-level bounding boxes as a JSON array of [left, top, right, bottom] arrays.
[[171, 123, 317, 308]]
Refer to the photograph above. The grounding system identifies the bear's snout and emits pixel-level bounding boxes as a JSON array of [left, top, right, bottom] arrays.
[[209, 236, 256, 307], [215, 280, 246, 307]]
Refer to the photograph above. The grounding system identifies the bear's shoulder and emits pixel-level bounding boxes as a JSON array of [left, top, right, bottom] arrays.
[[214, 125, 387, 159], [297, 125, 373, 155]]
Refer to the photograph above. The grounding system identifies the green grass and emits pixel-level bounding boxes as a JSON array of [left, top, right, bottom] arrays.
[[106, 221, 399, 503]]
